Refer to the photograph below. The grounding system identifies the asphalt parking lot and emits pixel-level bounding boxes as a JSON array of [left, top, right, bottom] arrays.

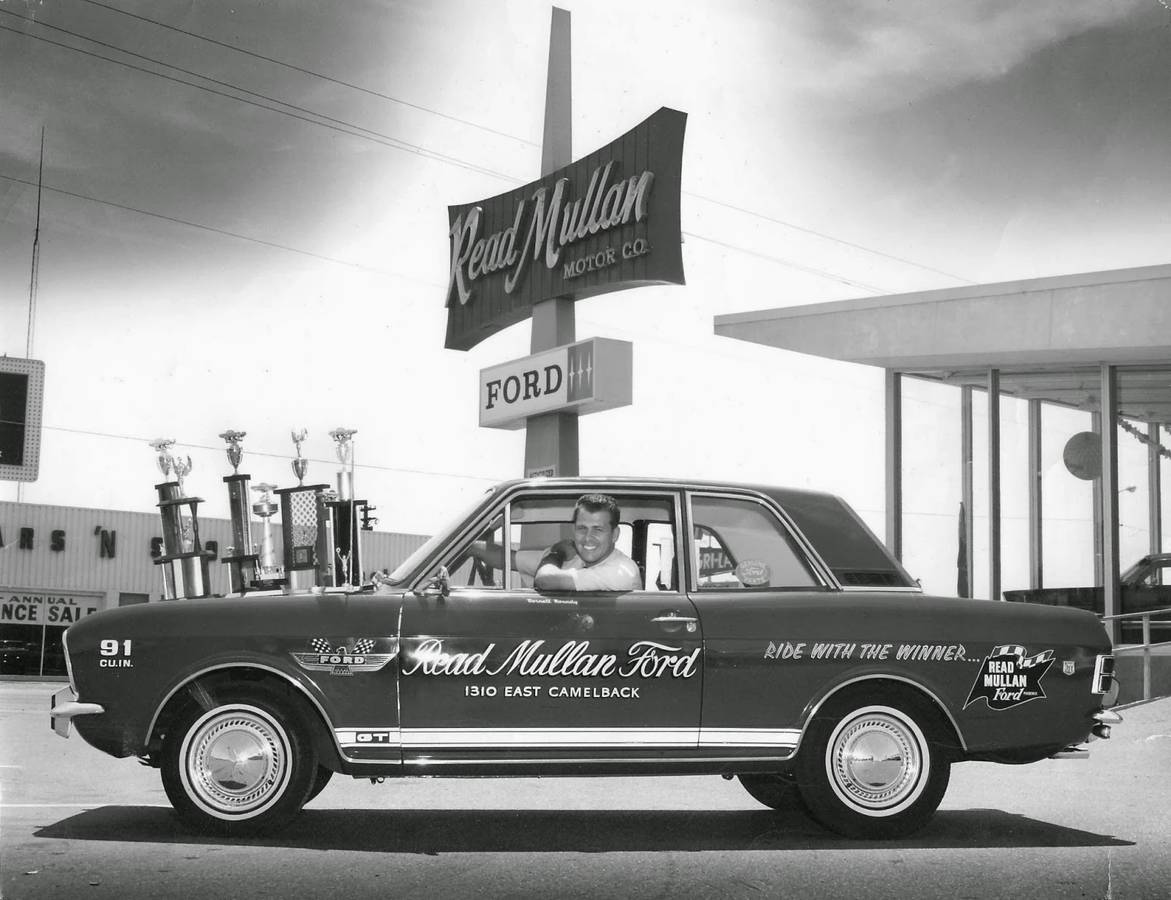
[[2, 680, 1169, 899]]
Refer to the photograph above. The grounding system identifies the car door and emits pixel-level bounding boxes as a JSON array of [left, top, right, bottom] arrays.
[[397, 487, 703, 765], [683, 489, 835, 759]]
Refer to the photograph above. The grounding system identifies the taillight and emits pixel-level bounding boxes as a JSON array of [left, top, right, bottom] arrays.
[[1092, 654, 1115, 695]]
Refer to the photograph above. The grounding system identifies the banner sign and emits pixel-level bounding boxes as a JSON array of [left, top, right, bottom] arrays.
[[479, 338, 633, 430], [1, 589, 102, 626], [445, 107, 686, 351]]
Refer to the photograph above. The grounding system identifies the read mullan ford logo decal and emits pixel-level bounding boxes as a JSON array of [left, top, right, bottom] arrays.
[[291, 638, 397, 676], [964, 644, 1054, 711]]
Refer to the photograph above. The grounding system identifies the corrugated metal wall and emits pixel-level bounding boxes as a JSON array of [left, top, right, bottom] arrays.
[[0, 501, 428, 608]]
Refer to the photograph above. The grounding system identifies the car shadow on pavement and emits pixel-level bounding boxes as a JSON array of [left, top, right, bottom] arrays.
[[35, 806, 1133, 852]]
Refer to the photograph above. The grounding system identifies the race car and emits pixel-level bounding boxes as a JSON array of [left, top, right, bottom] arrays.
[[51, 477, 1119, 839]]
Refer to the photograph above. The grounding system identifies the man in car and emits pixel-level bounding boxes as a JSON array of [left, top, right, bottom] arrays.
[[470, 493, 642, 591]]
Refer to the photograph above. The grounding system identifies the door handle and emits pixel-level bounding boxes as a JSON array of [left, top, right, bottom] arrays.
[[652, 613, 698, 633]]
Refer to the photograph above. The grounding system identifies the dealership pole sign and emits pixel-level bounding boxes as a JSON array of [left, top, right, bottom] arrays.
[[479, 338, 632, 430], [445, 107, 686, 351]]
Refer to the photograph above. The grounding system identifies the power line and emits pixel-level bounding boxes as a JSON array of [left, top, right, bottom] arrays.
[[0, 18, 519, 184], [72, 0, 972, 290], [682, 230, 887, 294], [75, 0, 540, 149], [684, 191, 974, 285], [0, 18, 954, 295], [0, 171, 433, 280], [44, 424, 502, 483]]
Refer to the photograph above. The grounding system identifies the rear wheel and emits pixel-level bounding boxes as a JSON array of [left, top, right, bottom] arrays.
[[738, 774, 794, 810], [161, 684, 318, 836], [795, 688, 950, 839], [306, 765, 335, 803]]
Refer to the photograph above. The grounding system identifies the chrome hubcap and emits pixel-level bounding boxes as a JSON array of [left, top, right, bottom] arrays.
[[182, 706, 290, 818], [828, 709, 924, 812]]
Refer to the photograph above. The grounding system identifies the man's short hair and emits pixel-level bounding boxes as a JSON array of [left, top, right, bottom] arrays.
[[573, 493, 621, 530]]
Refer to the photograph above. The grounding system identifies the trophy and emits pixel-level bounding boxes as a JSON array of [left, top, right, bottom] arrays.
[[220, 429, 246, 475], [326, 427, 363, 587], [149, 438, 210, 600], [329, 427, 357, 499], [276, 429, 330, 592], [219, 429, 258, 593], [150, 438, 176, 480], [291, 428, 309, 485], [251, 483, 283, 584]]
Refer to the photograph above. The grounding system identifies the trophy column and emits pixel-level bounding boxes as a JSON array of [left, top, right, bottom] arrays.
[[276, 429, 329, 592], [327, 428, 363, 588], [218, 431, 259, 594], [149, 439, 211, 600]]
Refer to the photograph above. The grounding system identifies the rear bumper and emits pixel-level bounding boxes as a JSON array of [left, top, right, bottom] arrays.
[[1050, 708, 1123, 759], [50, 685, 104, 738]]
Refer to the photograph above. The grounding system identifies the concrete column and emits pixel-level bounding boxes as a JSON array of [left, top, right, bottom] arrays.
[[960, 386, 974, 598], [1028, 399, 1043, 590], [884, 369, 902, 560], [988, 369, 1001, 601], [1149, 423, 1163, 561], [1100, 365, 1120, 639]]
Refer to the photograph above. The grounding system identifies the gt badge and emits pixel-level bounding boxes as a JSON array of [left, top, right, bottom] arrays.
[[291, 638, 397, 676], [964, 644, 1054, 710]]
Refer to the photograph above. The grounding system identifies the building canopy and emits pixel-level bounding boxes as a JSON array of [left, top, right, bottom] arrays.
[[713, 263, 1171, 426]]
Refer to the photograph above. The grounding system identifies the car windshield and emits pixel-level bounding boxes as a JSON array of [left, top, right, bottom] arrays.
[[385, 489, 496, 584]]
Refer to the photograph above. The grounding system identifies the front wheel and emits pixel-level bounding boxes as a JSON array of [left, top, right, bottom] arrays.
[[161, 684, 318, 836], [795, 690, 950, 839]]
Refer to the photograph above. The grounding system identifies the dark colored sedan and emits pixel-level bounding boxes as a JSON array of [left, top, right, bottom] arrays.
[[52, 477, 1118, 840]]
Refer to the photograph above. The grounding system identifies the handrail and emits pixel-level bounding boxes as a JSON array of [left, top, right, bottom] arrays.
[[1099, 608, 1171, 702]]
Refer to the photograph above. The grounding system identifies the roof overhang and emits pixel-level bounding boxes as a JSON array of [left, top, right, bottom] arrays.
[[714, 263, 1171, 425]]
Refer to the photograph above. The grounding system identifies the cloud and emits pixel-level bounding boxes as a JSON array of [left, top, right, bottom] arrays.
[[776, 0, 1150, 109]]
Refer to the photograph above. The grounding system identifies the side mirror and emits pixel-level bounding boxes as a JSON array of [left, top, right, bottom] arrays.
[[422, 565, 451, 600]]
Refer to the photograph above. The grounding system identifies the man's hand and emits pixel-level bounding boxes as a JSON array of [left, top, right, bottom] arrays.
[[539, 538, 577, 570]]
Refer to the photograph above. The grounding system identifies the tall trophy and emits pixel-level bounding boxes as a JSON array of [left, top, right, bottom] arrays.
[[326, 427, 364, 587], [218, 429, 259, 594], [275, 429, 330, 592], [149, 438, 210, 600], [250, 482, 285, 588]]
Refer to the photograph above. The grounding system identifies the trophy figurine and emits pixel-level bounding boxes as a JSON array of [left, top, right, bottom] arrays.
[[171, 454, 193, 497], [150, 438, 176, 480], [291, 428, 309, 486], [219, 429, 246, 475], [329, 427, 357, 499]]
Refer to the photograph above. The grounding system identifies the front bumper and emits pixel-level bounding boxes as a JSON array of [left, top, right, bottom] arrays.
[[50, 685, 104, 738]]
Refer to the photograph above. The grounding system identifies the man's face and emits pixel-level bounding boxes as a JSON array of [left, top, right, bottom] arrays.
[[573, 508, 617, 566]]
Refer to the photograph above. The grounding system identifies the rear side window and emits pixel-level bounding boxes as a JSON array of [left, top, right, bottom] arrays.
[[774, 491, 916, 588], [689, 494, 818, 590]]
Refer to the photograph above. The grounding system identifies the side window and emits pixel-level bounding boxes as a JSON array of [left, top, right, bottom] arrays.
[[447, 514, 505, 589], [690, 494, 818, 590], [507, 493, 679, 591]]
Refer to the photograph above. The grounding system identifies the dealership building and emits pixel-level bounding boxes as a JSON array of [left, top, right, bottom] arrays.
[[0, 500, 426, 678]]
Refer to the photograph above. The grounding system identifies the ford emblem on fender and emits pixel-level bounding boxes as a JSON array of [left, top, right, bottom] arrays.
[[291, 638, 398, 676]]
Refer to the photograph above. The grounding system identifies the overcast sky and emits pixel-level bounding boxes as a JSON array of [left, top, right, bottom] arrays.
[[2, 0, 1169, 593]]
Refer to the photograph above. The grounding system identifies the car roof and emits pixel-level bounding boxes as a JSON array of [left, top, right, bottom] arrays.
[[490, 476, 842, 504]]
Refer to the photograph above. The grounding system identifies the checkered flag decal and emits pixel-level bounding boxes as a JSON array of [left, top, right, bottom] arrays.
[[309, 638, 376, 654]]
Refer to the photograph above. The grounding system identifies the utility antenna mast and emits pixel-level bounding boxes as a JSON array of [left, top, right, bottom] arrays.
[[26, 126, 44, 358]]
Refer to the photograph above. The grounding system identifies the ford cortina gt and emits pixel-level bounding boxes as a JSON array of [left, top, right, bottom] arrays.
[[51, 477, 1119, 839]]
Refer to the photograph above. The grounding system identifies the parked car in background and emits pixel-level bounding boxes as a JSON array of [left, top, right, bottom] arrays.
[[0, 640, 37, 675], [1005, 553, 1171, 642], [52, 477, 1118, 840]]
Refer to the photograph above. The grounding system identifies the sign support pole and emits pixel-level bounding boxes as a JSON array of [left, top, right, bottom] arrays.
[[524, 6, 578, 478]]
